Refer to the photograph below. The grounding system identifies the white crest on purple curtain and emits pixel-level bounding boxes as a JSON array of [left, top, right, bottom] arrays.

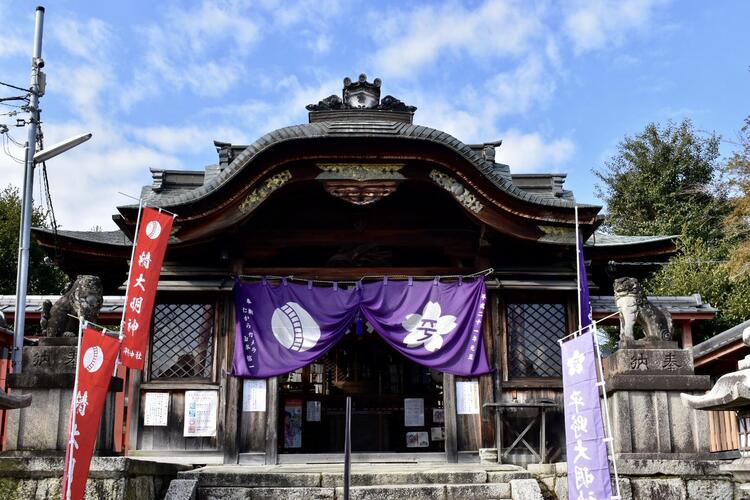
[[402, 301, 457, 352], [233, 277, 491, 378]]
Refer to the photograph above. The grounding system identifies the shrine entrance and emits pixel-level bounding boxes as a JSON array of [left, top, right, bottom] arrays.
[[277, 322, 445, 459]]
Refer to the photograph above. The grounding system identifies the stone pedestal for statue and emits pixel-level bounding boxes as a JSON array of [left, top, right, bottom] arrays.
[[604, 339, 712, 458], [4, 338, 121, 454], [682, 326, 750, 498]]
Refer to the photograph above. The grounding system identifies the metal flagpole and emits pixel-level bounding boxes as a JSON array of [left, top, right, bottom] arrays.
[[591, 319, 622, 500], [114, 198, 145, 376], [574, 205, 583, 337], [343, 396, 352, 500], [64, 317, 85, 500]]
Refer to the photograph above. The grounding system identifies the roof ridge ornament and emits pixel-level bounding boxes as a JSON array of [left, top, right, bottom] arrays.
[[306, 74, 416, 114]]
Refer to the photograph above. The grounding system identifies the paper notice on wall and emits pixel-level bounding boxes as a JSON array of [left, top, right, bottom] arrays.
[[432, 408, 444, 423], [184, 390, 218, 437], [143, 392, 169, 426], [431, 426, 445, 441], [306, 400, 321, 422], [456, 380, 480, 415], [283, 400, 303, 448], [404, 398, 425, 427], [242, 379, 267, 412], [406, 431, 430, 448]]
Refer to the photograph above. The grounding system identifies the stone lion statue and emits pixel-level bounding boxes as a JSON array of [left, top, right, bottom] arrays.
[[41, 275, 103, 337], [614, 277, 673, 342]]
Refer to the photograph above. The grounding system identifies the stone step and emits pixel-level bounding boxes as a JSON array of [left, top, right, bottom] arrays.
[[183, 464, 531, 489], [198, 482, 514, 500]]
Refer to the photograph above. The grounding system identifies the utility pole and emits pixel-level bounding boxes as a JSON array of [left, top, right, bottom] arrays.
[[13, 6, 45, 373]]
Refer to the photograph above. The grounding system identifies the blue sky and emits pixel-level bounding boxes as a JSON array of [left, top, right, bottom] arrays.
[[0, 0, 747, 230]]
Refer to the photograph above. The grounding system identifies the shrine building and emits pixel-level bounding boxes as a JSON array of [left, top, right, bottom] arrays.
[[23, 74, 716, 466]]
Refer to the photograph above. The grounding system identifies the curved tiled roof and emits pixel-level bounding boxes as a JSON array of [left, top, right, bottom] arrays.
[[138, 120, 596, 210], [33, 228, 131, 247], [585, 231, 677, 247], [693, 319, 750, 359]]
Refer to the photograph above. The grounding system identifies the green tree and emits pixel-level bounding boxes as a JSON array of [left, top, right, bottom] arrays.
[[724, 116, 750, 275], [0, 184, 68, 295], [646, 239, 750, 339], [595, 119, 748, 338], [595, 119, 728, 242]]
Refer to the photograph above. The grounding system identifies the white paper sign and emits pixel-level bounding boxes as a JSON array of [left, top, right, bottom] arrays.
[[431, 426, 445, 441], [306, 400, 321, 422], [456, 380, 480, 415], [143, 392, 169, 426], [404, 398, 425, 427], [242, 379, 267, 412], [184, 390, 218, 437]]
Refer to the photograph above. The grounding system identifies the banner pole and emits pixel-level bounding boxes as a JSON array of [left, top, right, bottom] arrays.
[[575, 205, 583, 337], [115, 198, 145, 375], [591, 319, 622, 500], [64, 318, 85, 500], [559, 312, 621, 343], [343, 396, 351, 500]]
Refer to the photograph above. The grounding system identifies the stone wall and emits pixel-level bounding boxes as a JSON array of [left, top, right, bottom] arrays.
[[529, 459, 738, 500], [0, 456, 186, 500]]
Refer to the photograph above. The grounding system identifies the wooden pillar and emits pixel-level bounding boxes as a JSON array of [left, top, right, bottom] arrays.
[[491, 293, 504, 462], [223, 376, 240, 463], [222, 259, 242, 463], [126, 370, 142, 452], [265, 376, 279, 464], [223, 270, 241, 463], [681, 320, 693, 349], [443, 373, 458, 463]]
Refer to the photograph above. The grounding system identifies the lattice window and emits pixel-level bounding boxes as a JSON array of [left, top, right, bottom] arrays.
[[149, 303, 215, 380], [506, 303, 567, 378]]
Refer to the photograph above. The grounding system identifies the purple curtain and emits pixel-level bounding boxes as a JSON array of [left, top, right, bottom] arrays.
[[360, 278, 490, 376], [233, 278, 359, 378], [233, 277, 491, 378]]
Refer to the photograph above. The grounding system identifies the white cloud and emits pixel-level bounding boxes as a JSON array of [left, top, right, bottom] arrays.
[[563, 0, 667, 54], [494, 130, 575, 172], [52, 64, 109, 121], [51, 17, 113, 62], [130, 125, 250, 155], [0, 35, 27, 59], [0, 2, 30, 58], [0, 117, 180, 230], [486, 56, 556, 116], [372, 1, 544, 79], [127, 1, 260, 102], [202, 75, 342, 138]]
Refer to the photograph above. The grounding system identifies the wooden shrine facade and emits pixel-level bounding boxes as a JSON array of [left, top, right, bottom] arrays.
[[28, 75, 714, 465]]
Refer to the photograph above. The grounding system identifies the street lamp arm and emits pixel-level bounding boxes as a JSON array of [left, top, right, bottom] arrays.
[[33, 133, 92, 164]]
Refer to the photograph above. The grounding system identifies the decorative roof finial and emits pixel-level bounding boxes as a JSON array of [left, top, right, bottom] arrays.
[[343, 73, 381, 109], [305, 74, 416, 117]]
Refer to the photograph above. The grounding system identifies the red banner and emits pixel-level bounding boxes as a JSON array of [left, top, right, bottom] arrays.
[[120, 207, 174, 369], [61, 326, 120, 500]]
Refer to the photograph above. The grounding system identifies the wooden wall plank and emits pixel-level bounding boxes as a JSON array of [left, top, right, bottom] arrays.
[[443, 373, 458, 463], [708, 411, 719, 452], [265, 377, 279, 464]]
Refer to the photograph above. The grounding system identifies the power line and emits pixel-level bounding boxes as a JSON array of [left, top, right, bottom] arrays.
[[36, 124, 61, 261], [1, 134, 25, 164], [0, 80, 30, 94]]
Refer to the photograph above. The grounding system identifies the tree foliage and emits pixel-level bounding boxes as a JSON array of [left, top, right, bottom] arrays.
[[646, 239, 750, 339], [596, 119, 750, 338], [595, 119, 728, 242], [0, 184, 68, 295], [724, 116, 750, 275]]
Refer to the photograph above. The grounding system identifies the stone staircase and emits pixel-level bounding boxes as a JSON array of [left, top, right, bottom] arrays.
[[171, 463, 544, 499]]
